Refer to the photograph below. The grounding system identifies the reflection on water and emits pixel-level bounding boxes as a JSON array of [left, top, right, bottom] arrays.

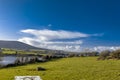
[[0, 56, 17, 66], [0, 55, 45, 67]]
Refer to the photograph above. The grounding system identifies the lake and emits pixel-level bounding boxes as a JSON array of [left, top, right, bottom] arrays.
[[0, 56, 17, 66]]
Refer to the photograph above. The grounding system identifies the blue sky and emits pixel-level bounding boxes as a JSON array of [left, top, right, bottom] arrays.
[[0, 0, 120, 51]]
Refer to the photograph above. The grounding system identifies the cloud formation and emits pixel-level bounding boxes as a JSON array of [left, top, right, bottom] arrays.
[[20, 29, 90, 41], [18, 29, 92, 51], [93, 46, 120, 52], [18, 29, 104, 52]]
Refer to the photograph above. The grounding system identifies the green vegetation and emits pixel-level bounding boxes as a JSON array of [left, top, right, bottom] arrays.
[[0, 57, 120, 80], [1, 48, 48, 55], [98, 50, 120, 60], [98, 50, 110, 60]]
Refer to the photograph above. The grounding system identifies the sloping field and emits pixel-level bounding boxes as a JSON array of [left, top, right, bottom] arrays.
[[0, 57, 120, 80]]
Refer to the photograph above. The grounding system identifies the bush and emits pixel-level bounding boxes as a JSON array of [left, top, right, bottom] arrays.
[[37, 67, 46, 71], [111, 50, 120, 59], [98, 50, 111, 60]]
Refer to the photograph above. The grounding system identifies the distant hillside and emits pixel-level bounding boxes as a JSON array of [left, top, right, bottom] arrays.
[[0, 40, 45, 50]]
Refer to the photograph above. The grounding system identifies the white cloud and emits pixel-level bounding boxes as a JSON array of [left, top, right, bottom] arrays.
[[20, 29, 89, 41], [18, 29, 90, 51], [18, 37, 83, 45], [18, 36, 83, 51], [92, 33, 104, 37], [89, 46, 120, 52], [18, 29, 103, 52]]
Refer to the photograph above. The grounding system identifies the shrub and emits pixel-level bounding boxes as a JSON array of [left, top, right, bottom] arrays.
[[36, 67, 46, 71], [98, 50, 111, 60], [111, 50, 120, 59]]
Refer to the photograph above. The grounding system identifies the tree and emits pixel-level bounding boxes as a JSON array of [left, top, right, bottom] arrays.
[[111, 50, 120, 59], [98, 50, 111, 60]]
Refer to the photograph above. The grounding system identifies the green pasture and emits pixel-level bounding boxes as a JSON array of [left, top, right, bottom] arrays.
[[0, 57, 120, 80]]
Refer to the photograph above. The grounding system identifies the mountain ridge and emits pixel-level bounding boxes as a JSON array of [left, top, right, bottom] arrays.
[[0, 40, 45, 50]]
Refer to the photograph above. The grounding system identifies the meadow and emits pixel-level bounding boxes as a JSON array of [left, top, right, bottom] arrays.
[[0, 57, 120, 80], [1, 48, 46, 55]]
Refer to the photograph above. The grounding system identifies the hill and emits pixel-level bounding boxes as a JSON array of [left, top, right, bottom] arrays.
[[0, 40, 44, 50]]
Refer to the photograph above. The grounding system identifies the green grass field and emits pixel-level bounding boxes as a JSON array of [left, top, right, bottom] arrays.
[[2, 48, 47, 55], [0, 57, 120, 80]]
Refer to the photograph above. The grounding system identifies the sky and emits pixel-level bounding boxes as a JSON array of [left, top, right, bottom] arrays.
[[0, 0, 120, 52]]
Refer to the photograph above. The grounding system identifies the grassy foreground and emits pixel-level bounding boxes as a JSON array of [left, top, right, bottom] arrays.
[[0, 57, 120, 80]]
